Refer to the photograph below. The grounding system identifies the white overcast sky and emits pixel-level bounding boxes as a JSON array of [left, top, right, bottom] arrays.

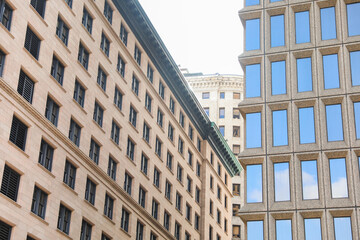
[[138, 0, 244, 75]]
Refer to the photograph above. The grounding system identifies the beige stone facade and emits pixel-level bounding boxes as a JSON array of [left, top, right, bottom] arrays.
[[238, 0, 360, 239], [0, 0, 241, 240]]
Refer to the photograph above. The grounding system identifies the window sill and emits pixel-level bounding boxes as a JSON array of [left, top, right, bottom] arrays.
[[153, 184, 162, 194], [62, 0, 76, 16], [100, 49, 112, 65], [110, 138, 122, 151], [29, 211, 49, 226], [177, 179, 184, 187], [142, 138, 152, 149], [29, 4, 48, 27], [77, 61, 91, 78], [103, 214, 115, 225], [56, 229, 72, 239], [186, 218, 192, 226], [144, 107, 154, 119], [96, 83, 109, 98], [128, 121, 139, 133], [178, 151, 185, 159], [83, 199, 98, 211], [62, 182, 78, 196], [166, 166, 174, 176], [37, 163, 55, 178], [157, 123, 165, 133], [8, 140, 29, 158], [131, 90, 141, 102], [55, 34, 71, 54], [168, 137, 175, 147], [49, 74, 66, 93], [72, 98, 87, 114], [175, 208, 183, 216], [0, 23, 14, 39], [23, 47, 43, 68], [186, 190, 193, 198], [165, 196, 173, 205], [0, 193, 21, 208], [81, 24, 95, 42], [140, 170, 150, 180], [92, 119, 106, 134], [116, 70, 127, 84], [119, 227, 131, 238], [155, 153, 163, 162], [125, 155, 137, 167], [113, 103, 125, 117]]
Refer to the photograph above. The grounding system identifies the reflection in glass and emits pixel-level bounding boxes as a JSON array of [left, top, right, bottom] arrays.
[[299, 107, 315, 144], [347, 3, 360, 36], [271, 15, 285, 47], [320, 7, 336, 40], [246, 0, 260, 6], [350, 51, 360, 86], [246, 164, 262, 203], [323, 54, 340, 89], [354, 102, 360, 139], [271, 61, 286, 95], [334, 217, 352, 240], [270, 0, 282, 3], [295, 11, 310, 44], [325, 104, 344, 142], [272, 110, 288, 146], [301, 160, 319, 200], [219, 126, 225, 137], [329, 158, 348, 198], [297, 57, 313, 92], [274, 162, 290, 202], [246, 19, 260, 51], [246, 64, 261, 98], [247, 220, 263, 240], [246, 112, 261, 148], [275, 219, 292, 240], [304, 218, 322, 240]]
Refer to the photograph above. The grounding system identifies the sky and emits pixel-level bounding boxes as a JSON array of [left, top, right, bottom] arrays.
[[138, 0, 244, 75]]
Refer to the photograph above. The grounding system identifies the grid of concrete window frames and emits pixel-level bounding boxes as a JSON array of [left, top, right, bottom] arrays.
[[0, 0, 233, 239], [238, 0, 360, 239]]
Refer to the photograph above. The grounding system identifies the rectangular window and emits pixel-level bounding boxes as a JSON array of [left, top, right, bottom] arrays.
[[347, 3, 360, 36], [100, 33, 110, 57], [188, 126, 193, 140], [275, 220, 292, 240], [126, 138, 135, 161], [217, 209, 221, 224], [164, 211, 170, 230], [297, 57, 313, 92], [9, 115, 28, 151], [107, 157, 117, 180], [80, 219, 92, 240], [174, 222, 181, 240], [120, 24, 128, 46], [134, 45, 141, 65], [82, 8, 93, 34], [18, 70, 35, 104], [295, 11, 310, 44], [299, 107, 316, 144], [138, 186, 146, 208], [129, 106, 137, 127], [74, 80, 85, 107], [245, 64, 261, 98], [145, 64, 154, 83], [165, 180, 172, 200], [350, 50, 360, 86], [141, 153, 148, 175], [196, 162, 201, 177], [220, 92, 225, 99], [209, 225, 213, 240], [0, 1, 12, 30], [195, 186, 200, 203], [178, 137, 184, 154], [31, 0, 46, 18], [233, 126, 240, 137], [247, 221, 263, 240], [325, 104, 344, 142], [159, 81, 165, 99], [334, 217, 352, 240], [169, 97, 175, 114], [246, 112, 261, 148], [233, 108, 240, 119], [111, 121, 120, 145], [121, 208, 130, 232], [270, 15, 285, 47], [136, 221, 144, 240], [101, 234, 111, 240], [233, 92, 241, 99], [323, 54, 340, 89], [24, 26, 41, 60], [143, 122, 150, 143], [51, 56, 65, 85], [245, 19, 260, 51], [329, 158, 348, 198], [124, 172, 132, 195], [153, 167, 160, 188], [65, 0, 72, 8], [217, 185, 221, 199], [117, 55, 126, 77], [145, 93, 152, 112], [354, 102, 360, 139], [0, 50, 5, 77], [247, 164, 262, 203], [0, 220, 12, 240], [97, 66, 107, 91], [301, 160, 319, 200], [274, 162, 290, 202], [304, 218, 322, 240], [152, 199, 159, 220], [57, 204, 71, 234], [63, 160, 76, 189], [167, 152, 173, 170], [1, 164, 20, 201], [157, 109, 163, 127], [204, 107, 209, 116], [31, 186, 48, 219], [179, 111, 185, 127], [45, 97, 59, 126], [176, 192, 182, 211], [132, 75, 139, 95], [197, 138, 202, 152], [210, 200, 213, 215], [186, 204, 192, 221], [38, 139, 54, 171], [69, 119, 81, 147], [177, 164, 183, 182], [168, 124, 174, 142], [272, 109, 288, 146], [210, 175, 213, 189], [233, 225, 240, 238], [78, 43, 89, 70], [56, 17, 69, 46], [93, 102, 104, 127], [195, 213, 200, 230], [219, 108, 225, 118], [104, 194, 114, 219], [320, 7, 336, 40], [103, 1, 113, 24], [271, 60, 286, 95], [187, 151, 193, 166], [85, 178, 96, 205], [155, 138, 162, 158], [187, 176, 192, 193], [202, 92, 210, 99], [114, 87, 122, 110], [233, 184, 240, 196]]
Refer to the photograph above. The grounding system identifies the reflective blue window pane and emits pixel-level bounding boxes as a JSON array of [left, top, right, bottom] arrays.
[[350, 51, 360, 86], [354, 102, 360, 139], [246, 164, 262, 203], [272, 110, 288, 146], [246, 112, 261, 148], [246, 19, 260, 51], [274, 162, 290, 202], [246, 64, 261, 98], [270, 0, 282, 3], [219, 126, 225, 137], [271, 61, 286, 95], [325, 104, 343, 142], [334, 217, 352, 240], [347, 3, 360, 36], [301, 160, 319, 200], [295, 11, 310, 44], [247, 221, 263, 240], [304, 218, 322, 240], [275, 219, 292, 240], [320, 7, 336, 40], [299, 107, 315, 144], [329, 158, 348, 198], [323, 54, 340, 89], [246, 0, 259, 7], [297, 57, 313, 92], [271, 15, 285, 47]]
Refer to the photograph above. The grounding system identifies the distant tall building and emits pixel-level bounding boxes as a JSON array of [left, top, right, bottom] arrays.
[[0, 0, 241, 239], [184, 71, 245, 240], [238, 0, 360, 239]]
